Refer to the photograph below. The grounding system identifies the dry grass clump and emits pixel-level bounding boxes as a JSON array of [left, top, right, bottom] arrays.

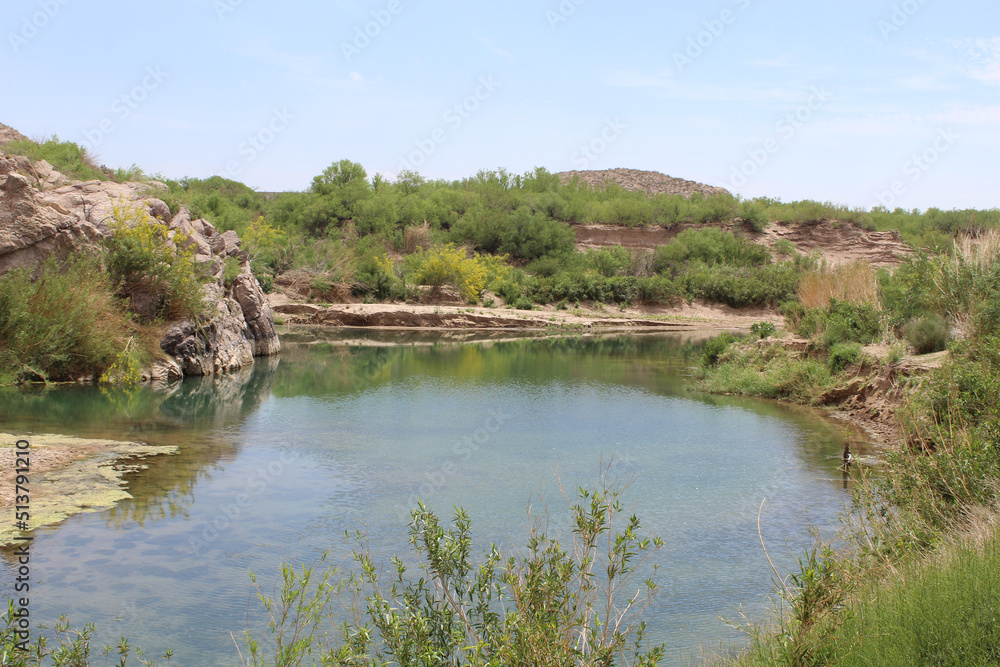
[[403, 221, 432, 254], [797, 261, 878, 309]]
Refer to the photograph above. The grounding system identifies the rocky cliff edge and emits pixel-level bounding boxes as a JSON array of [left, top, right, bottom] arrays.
[[0, 153, 280, 381]]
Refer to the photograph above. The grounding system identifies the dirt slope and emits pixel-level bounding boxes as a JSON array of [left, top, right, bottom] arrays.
[[574, 219, 913, 268]]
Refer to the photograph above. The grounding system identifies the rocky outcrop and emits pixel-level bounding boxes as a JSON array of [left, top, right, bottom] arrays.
[[0, 150, 280, 380], [557, 168, 731, 198], [0, 122, 27, 146], [158, 264, 280, 379], [0, 163, 102, 273]]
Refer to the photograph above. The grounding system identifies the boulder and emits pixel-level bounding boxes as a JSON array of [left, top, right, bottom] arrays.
[[146, 198, 172, 222], [0, 172, 102, 274]]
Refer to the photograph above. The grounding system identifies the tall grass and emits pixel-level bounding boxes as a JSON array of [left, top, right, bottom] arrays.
[[797, 261, 878, 310], [836, 515, 1000, 667], [0, 254, 135, 382], [930, 229, 1000, 338], [3, 136, 105, 182]]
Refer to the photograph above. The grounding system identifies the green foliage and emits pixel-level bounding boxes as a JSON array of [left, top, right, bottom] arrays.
[[103, 198, 207, 321], [740, 200, 770, 232], [684, 263, 799, 308], [222, 256, 241, 289], [702, 332, 738, 366], [654, 228, 770, 274], [905, 315, 951, 354], [696, 340, 833, 401], [738, 540, 847, 667], [450, 205, 576, 261], [0, 602, 172, 665], [0, 255, 135, 383], [353, 237, 404, 301], [512, 296, 534, 310], [834, 530, 1000, 667], [797, 299, 881, 349], [827, 342, 863, 373], [409, 243, 505, 303], [3, 136, 105, 181], [636, 275, 683, 306], [167, 176, 268, 233], [243, 478, 664, 666], [750, 321, 777, 340], [528, 271, 641, 307]]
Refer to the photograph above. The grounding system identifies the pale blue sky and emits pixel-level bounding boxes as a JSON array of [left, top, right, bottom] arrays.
[[2, 0, 997, 209]]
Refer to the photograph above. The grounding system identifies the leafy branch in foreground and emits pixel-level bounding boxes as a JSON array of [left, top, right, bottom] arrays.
[[0, 602, 172, 666], [242, 474, 664, 666]]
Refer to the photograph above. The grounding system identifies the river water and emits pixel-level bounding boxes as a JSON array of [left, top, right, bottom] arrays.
[[0, 329, 859, 665]]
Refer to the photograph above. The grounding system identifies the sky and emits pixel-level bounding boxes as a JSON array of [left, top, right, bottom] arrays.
[[1, 0, 997, 210]]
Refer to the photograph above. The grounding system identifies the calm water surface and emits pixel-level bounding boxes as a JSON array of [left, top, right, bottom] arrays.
[[0, 329, 861, 665]]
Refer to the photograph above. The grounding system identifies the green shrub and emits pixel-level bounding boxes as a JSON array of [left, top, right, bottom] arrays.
[[450, 205, 575, 260], [685, 263, 799, 308], [750, 321, 777, 340], [654, 228, 771, 274], [0, 255, 136, 383], [702, 332, 738, 366], [222, 256, 241, 289], [512, 296, 534, 310], [740, 200, 770, 232], [636, 275, 683, 305], [906, 315, 951, 355], [587, 245, 632, 277], [353, 237, 404, 301], [103, 198, 208, 321], [409, 243, 499, 303], [797, 299, 882, 348], [242, 479, 665, 666], [697, 340, 833, 400], [828, 341, 863, 372]]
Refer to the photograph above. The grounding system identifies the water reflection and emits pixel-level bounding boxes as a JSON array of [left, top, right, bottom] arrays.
[[0, 357, 281, 535], [0, 330, 868, 666]]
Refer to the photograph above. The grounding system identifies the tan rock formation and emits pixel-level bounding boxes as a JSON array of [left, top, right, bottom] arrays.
[[0, 149, 280, 380]]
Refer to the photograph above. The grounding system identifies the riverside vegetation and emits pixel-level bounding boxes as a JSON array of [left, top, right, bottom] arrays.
[[698, 233, 1000, 665], [2, 135, 1000, 664]]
